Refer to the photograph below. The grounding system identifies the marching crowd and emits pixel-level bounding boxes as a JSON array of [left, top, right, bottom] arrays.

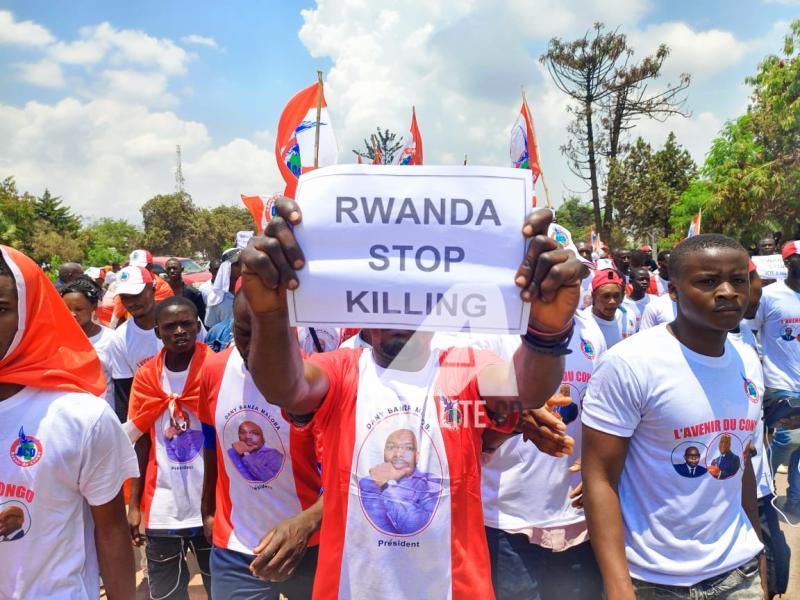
[[1, 200, 799, 600]]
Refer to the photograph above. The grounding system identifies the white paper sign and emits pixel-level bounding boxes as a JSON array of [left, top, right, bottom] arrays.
[[287, 164, 533, 333], [751, 254, 787, 280]]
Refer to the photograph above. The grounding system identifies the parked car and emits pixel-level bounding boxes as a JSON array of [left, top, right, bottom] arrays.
[[151, 256, 212, 288]]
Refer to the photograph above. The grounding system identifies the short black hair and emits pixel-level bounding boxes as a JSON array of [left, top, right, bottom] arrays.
[[630, 249, 647, 268], [60, 276, 102, 305], [155, 296, 198, 323], [657, 249, 671, 262], [0, 252, 12, 278], [669, 234, 747, 281]]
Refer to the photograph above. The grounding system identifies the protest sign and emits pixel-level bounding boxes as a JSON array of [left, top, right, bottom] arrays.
[[287, 164, 533, 333], [751, 254, 787, 280]]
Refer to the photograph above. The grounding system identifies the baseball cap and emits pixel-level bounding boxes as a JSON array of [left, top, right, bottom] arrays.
[[592, 268, 624, 292], [781, 240, 800, 260], [640, 245, 652, 252], [116, 266, 153, 296], [129, 249, 153, 267], [748, 259, 757, 273]]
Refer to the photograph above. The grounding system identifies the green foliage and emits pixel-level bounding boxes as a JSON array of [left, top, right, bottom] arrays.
[[0, 177, 37, 250], [81, 218, 142, 265], [671, 20, 800, 245], [191, 205, 254, 259], [34, 189, 81, 233], [353, 127, 404, 164], [608, 133, 697, 244], [556, 196, 594, 242], [141, 192, 196, 256]]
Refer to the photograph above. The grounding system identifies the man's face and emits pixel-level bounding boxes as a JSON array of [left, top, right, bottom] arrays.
[[657, 252, 671, 279], [371, 329, 433, 362], [614, 250, 632, 275], [165, 259, 183, 282], [0, 274, 19, 361], [671, 248, 749, 333], [119, 284, 155, 319], [757, 237, 776, 256], [238, 421, 265, 450], [630, 268, 651, 295], [744, 272, 763, 320], [719, 437, 731, 453], [643, 249, 653, 259], [0, 506, 23, 535], [785, 254, 800, 279], [592, 283, 623, 320], [684, 447, 701, 467], [384, 430, 417, 472], [155, 305, 199, 353], [575, 242, 593, 263]]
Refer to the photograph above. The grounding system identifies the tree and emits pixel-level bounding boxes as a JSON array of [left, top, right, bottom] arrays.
[[670, 20, 800, 245], [555, 196, 595, 242], [607, 133, 696, 243], [0, 177, 37, 251], [34, 189, 81, 233], [141, 192, 196, 256], [191, 206, 254, 259], [541, 23, 690, 237], [28, 222, 85, 265], [353, 127, 403, 164], [81, 218, 142, 265]]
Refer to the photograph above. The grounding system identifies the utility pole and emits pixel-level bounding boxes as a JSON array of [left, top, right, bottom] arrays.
[[175, 144, 185, 194]]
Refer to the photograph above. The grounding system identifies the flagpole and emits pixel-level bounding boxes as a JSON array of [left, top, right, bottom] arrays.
[[313, 70, 323, 169], [521, 86, 552, 209]]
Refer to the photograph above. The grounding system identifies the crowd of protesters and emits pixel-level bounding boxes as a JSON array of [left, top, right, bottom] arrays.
[[1, 199, 799, 600]]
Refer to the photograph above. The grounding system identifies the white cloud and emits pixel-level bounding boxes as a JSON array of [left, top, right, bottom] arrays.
[[181, 34, 218, 49], [99, 69, 174, 106], [0, 10, 54, 46], [628, 23, 749, 81], [15, 60, 65, 87]]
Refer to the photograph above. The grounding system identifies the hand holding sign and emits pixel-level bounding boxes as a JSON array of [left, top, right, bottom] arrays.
[[240, 197, 304, 317], [515, 209, 583, 335]]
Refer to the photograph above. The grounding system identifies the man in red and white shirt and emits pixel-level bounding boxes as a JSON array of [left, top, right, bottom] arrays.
[[200, 292, 323, 599], [238, 199, 585, 600]]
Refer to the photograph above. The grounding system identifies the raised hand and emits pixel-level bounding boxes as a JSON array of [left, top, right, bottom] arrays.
[[240, 197, 306, 317], [515, 209, 584, 334]]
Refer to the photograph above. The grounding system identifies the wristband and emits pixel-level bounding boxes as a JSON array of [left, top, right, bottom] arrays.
[[520, 323, 574, 356]]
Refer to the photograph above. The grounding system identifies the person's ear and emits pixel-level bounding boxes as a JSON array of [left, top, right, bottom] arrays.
[[154, 324, 162, 340]]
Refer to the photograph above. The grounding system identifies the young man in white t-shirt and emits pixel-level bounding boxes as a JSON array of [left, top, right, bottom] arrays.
[[126, 296, 211, 599], [639, 291, 676, 330], [623, 267, 654, 332], [582, 268, 636, 348], [108, 266, 163, 422], [0, 245, 138, 600], [238, 200, 585, 600], [478, 310, 607, 600], [582, 234, 765, 599]]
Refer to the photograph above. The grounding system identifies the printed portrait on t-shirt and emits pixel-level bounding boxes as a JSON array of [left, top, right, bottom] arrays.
[[706, 433, 743, 480], [670, 441, 709, 478], [0, 501, 29, 542], [356, 418, 443, 537], [223, 409, 286, 484], [162, 409, 204, 464], [780, 326, 795, 342]]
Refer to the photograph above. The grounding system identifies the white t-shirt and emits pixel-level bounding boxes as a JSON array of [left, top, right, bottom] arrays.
[[0, 388, 138, 599], [143, 367, 204, 530], [750, 280, 800, 392], [479, 311, 607, 530], [109, 319, 163, 380], [579, 273, 593, 309], [89, 325, 116, 408], [623, 295, 653, 331], [639, 293, 676, 330], [582, 306, 635, 349], [582, 325, 763, 586], [652, 272, 669, 296]]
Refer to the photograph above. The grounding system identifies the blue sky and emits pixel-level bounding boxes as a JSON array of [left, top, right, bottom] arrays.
[[0, 1, 797, 222]]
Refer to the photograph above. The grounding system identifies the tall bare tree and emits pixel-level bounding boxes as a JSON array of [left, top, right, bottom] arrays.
[[541, 23, 690, 237]]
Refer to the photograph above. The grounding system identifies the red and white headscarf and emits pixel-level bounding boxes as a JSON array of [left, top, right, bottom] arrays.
[[0, 245, 105, 396]]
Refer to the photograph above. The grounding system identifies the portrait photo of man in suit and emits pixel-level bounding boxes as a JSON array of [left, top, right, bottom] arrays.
[[673, 445, 708, 478], [0, 505, 26, 542], [708, 434, 741, 480]]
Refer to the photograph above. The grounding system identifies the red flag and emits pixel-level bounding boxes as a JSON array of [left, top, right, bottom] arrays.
[[394, 107, 424, 165], [240, 194, 278, 235], [511, 100, 542, 182], [687, 208, 702, 238], [275, 80, 337, 198], [357, 154, 363, 164], [372, 139, 382, 165]]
